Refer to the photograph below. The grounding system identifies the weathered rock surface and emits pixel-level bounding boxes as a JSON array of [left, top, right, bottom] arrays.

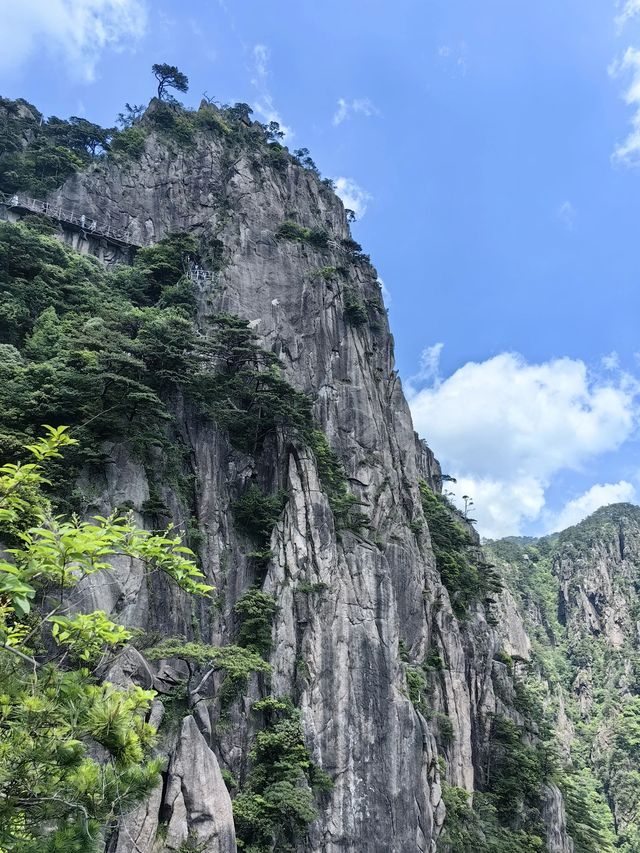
[[163, 716, 236, 852], [109, 716, 236, 853], [542, 784, 574, 853], [35, 107, 572, 851]]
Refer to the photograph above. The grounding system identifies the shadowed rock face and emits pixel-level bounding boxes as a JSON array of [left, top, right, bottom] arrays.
[[43, 115, 566, 852]]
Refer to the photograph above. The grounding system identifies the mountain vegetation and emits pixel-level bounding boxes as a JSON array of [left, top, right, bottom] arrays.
[[2, 70, 640, 853]]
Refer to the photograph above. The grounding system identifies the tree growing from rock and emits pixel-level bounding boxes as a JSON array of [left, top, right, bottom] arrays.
[[152, 63, 189, 101]]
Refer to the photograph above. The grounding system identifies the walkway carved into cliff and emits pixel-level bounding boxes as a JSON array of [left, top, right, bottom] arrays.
[[0, 190, 144, 249]]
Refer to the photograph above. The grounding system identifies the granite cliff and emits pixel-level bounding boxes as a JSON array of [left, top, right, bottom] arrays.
[[1, 94, 637, 852]]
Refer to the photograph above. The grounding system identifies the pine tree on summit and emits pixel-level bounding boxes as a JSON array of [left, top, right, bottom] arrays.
[[151, 63, 189, 101]]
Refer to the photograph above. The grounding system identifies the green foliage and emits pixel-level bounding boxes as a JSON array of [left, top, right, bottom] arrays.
[[276, 221, 329, 247], [234, 588, 278, 658], [233, 696, 331, 851], [0, 429, 209, 850], [439, 784, 483, 851], [340, 237, 370, 264], [0, 215, 358, 543], [0, 429, 211, 623], [0, 98, 113, 196], [263, 143, 290, 172], [147, 102, 196, 146], [0, 221, 206, 500], [152, 63, 189, 101], [50, 611, 131, 663], [193, 315, 363, 529], [487, 716, 545, 825], [419, 482, 501, 617], [494, 648, 514, 672], [398, 638, 410, 662], [222, 769, 239, 791], [110, 125, 149, 159], [233, 485, 285, 547], [145, 639, 271, 713], [487, 529, 640, 848], [292, 147, 320, 174], [405, 666, 427, 710], [424, 647, 443, 672], [436, 712, 455, 746], [613, 697, 640, 758], [308, 430, 366, 531], [195, 105, 232, 135], [439, 784, 545, 853], [296, 581, 328, 595], [312, 266, 338, 280], [194, 313, 314, 456], [440, 711, 552, 853], [116, 102, 145, 129], [560, 769, 617, 853], [342, 287, 367, 327], [133, 232, 197, 303]]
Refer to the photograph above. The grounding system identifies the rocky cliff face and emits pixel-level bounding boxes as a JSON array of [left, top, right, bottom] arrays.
[[488, 504, 640, 852], [2, 98, 580, 852]]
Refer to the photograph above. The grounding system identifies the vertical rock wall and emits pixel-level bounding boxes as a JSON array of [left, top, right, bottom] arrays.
[[39, 113, 567, 852]]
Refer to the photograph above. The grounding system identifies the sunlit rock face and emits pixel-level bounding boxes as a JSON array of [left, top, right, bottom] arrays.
[[39, 105, 574, 852]]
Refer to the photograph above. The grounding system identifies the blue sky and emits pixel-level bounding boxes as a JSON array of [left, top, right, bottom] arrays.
[[3, 0, 640, 537]]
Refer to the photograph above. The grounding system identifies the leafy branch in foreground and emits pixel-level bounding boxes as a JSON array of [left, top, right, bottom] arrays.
[[0, 427, 212, 851]]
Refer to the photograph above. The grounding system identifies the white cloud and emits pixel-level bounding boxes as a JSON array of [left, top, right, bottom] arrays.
[[602, 351, 621, 370], [616, 0, 640, 30], [0, 0, 147, 82], [556, 200, 576, 230], [378, 277, 391, 305], [610, 46, 640, 166], [250, 43, 293, 140], [332, 97, 379, 126], [406, 343, 444, 395], [549, 481, 637, 532], [334, 177, 372, 219], [408, 349, 640, 538]]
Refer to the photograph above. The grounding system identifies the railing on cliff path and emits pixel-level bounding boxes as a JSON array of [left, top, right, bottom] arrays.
[[0, 191, 219, 283], [185, 260, 217, 283], [0, 190, 144, 248]]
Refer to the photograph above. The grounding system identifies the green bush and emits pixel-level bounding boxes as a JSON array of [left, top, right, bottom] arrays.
[[488, 716, 545, 825], [276, 221, 329, 247], [0, 98, 108, 195], [343, 287, 367, 326], [0, 222, 205, 503], [194, 313, 314, 456], [559, 769, 616, 853], [264, 144, 290, 172], [312, 266, 338, 280], [419, 482, 501, 616], [405, 666, 427, 710], [145, 639, 271, 714], [147, 102, 196, 146], [195, 106, 231, 135], [233, 696, 331, 851], [439, 784, 545, 853], [110, 126, 148, 159], [277, 221, 309, 241], [436, 712, 454, 746], [233, 484, 285, 546], [308, 429, 367, 531], [234, 588, 278, 657]]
